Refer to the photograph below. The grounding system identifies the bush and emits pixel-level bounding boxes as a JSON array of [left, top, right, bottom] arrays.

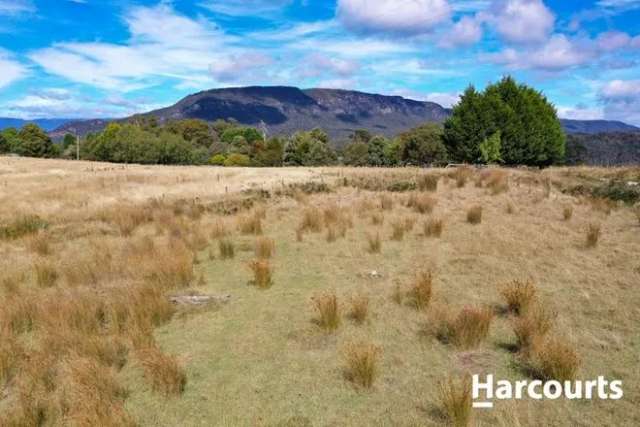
[[343, 341, 381, 389], [313, 292, 340, 332], [300, 207, 323, 233], [512, 304, 556, 353], [209, 154, 226, 166], [224, 153, 251, 167], [417, 174, 439, 192], [431, 305, 494, 349], [255, 237, 275, 259], [408, 193, 437, 214]]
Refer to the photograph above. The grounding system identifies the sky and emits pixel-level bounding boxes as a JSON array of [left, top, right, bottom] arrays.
[[0, 0, 639, 125]]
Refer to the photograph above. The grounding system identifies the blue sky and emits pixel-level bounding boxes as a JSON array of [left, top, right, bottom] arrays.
[[1, 0, 639, 124]]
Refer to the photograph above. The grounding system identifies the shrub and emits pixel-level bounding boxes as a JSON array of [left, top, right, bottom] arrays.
[[417, 174, 439, 192], [409, 271, 433, 310], [438, 374, 472, 427], [563, 206, 573, 221], [248, 259, 273, 289], [512, 304, 556, 353], [391, 221, 405, 241], [500, 280, 536, 315], [408, 193, 437, 214], [137, 347, 187, 396], [209, 154, 226, 166], [0, 215, 48, 240], [223, 153, 251, 167], [343, 341, 381, 389], [255, 237, 275, 259], [424, 218, 444, 238], [348, 293, 369, 324], [586, 223, 601, 248], [466, 206, 482, 224], [34, 261, 59, 288], [366, 232, 382, 254], [528, 336, 580, 381], [219, 239, 235, 259], [313, 292, 340, 332]]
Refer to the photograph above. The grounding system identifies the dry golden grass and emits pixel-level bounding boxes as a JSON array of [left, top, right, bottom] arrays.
[[466, 205, 483, 224], [300, 207, 323, 232], [26, 231, 51, 256], [527, 336, 581, 381], [348, 293, 370, 324], [430, 305, 494, 349], [313, 291, 341, 332], [438, 373, 472, 427], [237, 212, 263, 235], [408, 193, 437, 214], [137, 347, 187, 396], [563, 205, 574, 221], [512, 304, 556, 353], [34, 260, 59, 288], [343, 341, 381, 389], [254, 236, 275, 259], [380, 194, 394, 211], [586, 223, 601, 247], [366, 232, 382, 253], [417, 173, 439, 192], [219, 239, 235, 259], [371, 212, 384, 226], [424, 217, 444, 238], [409, 270, 433, 310], [390, 220, 406, 241], [500, 280, 537, 315], [248, 259, 273, 289], [485, 169, 510, 195]]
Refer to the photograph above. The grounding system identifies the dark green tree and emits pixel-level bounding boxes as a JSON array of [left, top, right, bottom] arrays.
[[398, 123, 448, 166], [0, 132, 8, 154], [443, 77, 565, 166], [16, 124, 55, 157], [343, 141, 369, 166], [62, 133, 76, 150], [367, 136, 389, 166]]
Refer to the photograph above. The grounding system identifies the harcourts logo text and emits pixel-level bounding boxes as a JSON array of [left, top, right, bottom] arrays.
[[472, 375, 623, 409]]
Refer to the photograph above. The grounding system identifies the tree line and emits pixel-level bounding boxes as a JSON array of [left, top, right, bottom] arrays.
[[0, 77, 567, 167]]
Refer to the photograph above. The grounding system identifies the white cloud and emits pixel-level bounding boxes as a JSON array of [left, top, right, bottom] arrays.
[[0, 0, 34, 15], [441, 15, 483, 47], [337, 0, 451, 35], [598, 80, 640, 125], [200, 0, 292, 16], [557, 105, 604, 120], [0, 49, 28, 88], [600, 79, 640, 99], [483, 0, 555, 44], [596, 0, 640, 11], [297, 54, 359, 79], [209, 52, 274, 83]]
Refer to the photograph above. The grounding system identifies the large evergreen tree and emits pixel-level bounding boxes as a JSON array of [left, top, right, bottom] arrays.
[[16, 124, 55, 158], [443, 77, 565, 166]]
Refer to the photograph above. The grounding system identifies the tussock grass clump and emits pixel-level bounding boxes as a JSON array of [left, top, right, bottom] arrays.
[[0, 215, 48, 240], [237, 212, 263, 235], [366, 232, 382, 253], [506, 201, 515, 214], [589, 197, 614, 215], [542, 175, 552, 198], [438, 374, 472, 427], [408, 193, 437, 214], [111, 205, 153, 236], [300, 207, 323, 233], [486, 170, 509, 195], [34, 261, 59, 288], [403, 216, 417, 232], [147, 240, 194, 288], [0, 332, 21, 386], [348, 293, 369, 324], [210, 219, 230, 240], [563, 206, 574, 221], [27, 231, 51, 256], [371, 212, 384, 226], [255, 236, 275, 259], [137, 347, 187, 396], [466, 205, 483, 224], [344, 341, 380, 389], [527, 336, 580, 381], [452, 167, 474, 188], [380, 194, 394, 211], [634, 206, 640, 225], [424, 218, 444, 238], [430, 305, 494, 349], [390, 220, 406, 241], [313, 292, 341, 332], [586, 223, 601, 248], [248, 259, 273, 289], [323, 203, 340, 224], [417, 174, 439, 192], [409, 271, 433, 310], [219, 239, 235, 259], [500, 280, 537, 315], [512, 304, 556, 353]]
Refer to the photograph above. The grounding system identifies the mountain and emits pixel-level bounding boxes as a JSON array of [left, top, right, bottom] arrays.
[[567, 132, 640, 165], [0, 118, 79, 132], [560, 119, 639, 134]]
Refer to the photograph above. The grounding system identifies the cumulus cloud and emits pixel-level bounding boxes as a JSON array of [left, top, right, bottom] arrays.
[[598, 79, 640, 125], [296, 54, 360, 79], [0, 49, 28, 88], [337, 0, 451, 36], [209, 52, 274, 83], [441, 15, 483, 47], [482, 0, 555, 44], [200, 0, 292, 16], [557, 105, 604, 120]]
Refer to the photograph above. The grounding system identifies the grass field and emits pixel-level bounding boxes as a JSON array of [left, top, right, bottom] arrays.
[[1, 157, 639, 426]]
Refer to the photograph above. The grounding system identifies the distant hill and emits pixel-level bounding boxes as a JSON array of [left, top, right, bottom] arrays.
[[560, 119, 639, 134], [567, 132, 640, 166], [0, 118, 78, 132]]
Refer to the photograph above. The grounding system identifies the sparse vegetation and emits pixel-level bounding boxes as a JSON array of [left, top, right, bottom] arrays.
[[137, 347, 187, 396], [430, 305, 494, 349], [219, 239, 235, 259], [527, 336, 581, 381], [424, 217, 444, 238], [438, 374, 472, 427], [466, 205, 483, 224], [366, 232, 382, 253], [248, 259, 273, 289], [255, 236, 275, 259], [500, 280, 537, 315], [313, 291, 341, 332], [563, 205, 574, 221], [586, 223, 601, 248], [409, 271, 433, 310], [348, 293, 369, 324]]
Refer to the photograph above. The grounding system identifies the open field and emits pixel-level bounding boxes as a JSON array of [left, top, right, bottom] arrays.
[[1, 157, 639, 426]]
